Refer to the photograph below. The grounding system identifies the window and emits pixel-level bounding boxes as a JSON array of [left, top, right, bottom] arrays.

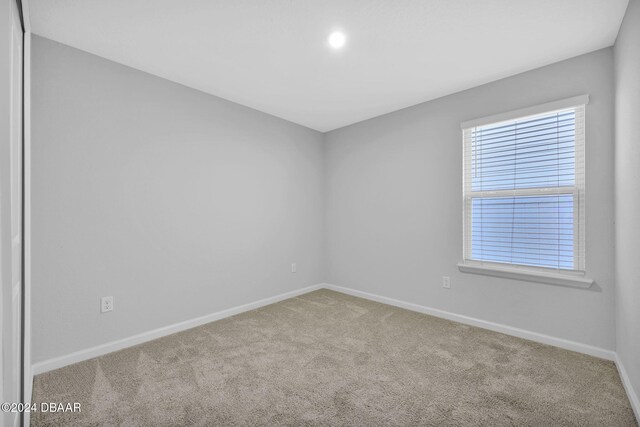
[[461, 96, 587, 277]]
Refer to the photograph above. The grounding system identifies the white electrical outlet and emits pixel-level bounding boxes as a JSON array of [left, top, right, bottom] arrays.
[[291, 263, 297, 273], [442, 276, 451, 289], [101, 296, 113, 313]]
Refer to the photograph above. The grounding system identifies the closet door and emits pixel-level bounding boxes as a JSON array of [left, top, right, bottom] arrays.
[[1, 0, 23, 425]]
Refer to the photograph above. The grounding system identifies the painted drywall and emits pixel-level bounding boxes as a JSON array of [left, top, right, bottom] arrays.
[[615, 0, 640, 407], [325, 48, 616, 350], [30, 36, 324, 363]]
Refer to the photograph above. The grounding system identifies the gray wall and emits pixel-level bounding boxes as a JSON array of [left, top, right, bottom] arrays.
[[31, 31, 625, 365], [325, 48, 616, 350], [31, 36, 325, 363], [615, 0, 640, 404]]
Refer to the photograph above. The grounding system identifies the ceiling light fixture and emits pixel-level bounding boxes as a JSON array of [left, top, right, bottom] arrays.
[[328, 31, 346, 49]]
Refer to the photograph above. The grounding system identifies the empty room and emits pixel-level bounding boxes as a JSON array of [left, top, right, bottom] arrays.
[[1, 0, 639, 425]]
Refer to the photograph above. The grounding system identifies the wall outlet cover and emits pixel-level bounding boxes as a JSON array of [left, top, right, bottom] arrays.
[[442, 276, 451, 289], [101, 296, 113, 313]]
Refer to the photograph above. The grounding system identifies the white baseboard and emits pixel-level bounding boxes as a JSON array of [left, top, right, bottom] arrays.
[[32, 284, 323, 375], [34, 282, 616, 377], [29, 282, 637, 423], [616, 354, 640, 422], [322, 283, 616, 361]]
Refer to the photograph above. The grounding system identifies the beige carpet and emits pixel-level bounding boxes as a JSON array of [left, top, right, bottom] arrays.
[[32, 289, 636, 426]]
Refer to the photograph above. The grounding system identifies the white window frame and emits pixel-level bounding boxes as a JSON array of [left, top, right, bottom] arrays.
[[458, 95, 592, 288]]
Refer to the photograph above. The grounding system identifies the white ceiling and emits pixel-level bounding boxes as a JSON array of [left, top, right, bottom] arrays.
[[28, 0, 629, 132]]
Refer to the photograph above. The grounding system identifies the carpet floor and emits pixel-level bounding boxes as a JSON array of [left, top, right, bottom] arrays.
[[32, 289, 637, 426]]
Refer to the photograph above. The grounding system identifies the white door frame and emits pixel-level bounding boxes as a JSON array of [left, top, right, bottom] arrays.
[[1, 1, 24, 426], [21, 0, 32, 424], [1, 1, 29, 426]]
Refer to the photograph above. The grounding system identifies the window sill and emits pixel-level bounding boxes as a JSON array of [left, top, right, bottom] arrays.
[[457, 262, 594, 289]]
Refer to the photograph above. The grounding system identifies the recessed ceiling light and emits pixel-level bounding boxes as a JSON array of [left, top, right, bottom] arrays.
[[328, 31, 346, 49]]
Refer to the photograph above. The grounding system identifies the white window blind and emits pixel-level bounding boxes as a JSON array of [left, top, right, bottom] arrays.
[[462, 97, 586, 273]]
